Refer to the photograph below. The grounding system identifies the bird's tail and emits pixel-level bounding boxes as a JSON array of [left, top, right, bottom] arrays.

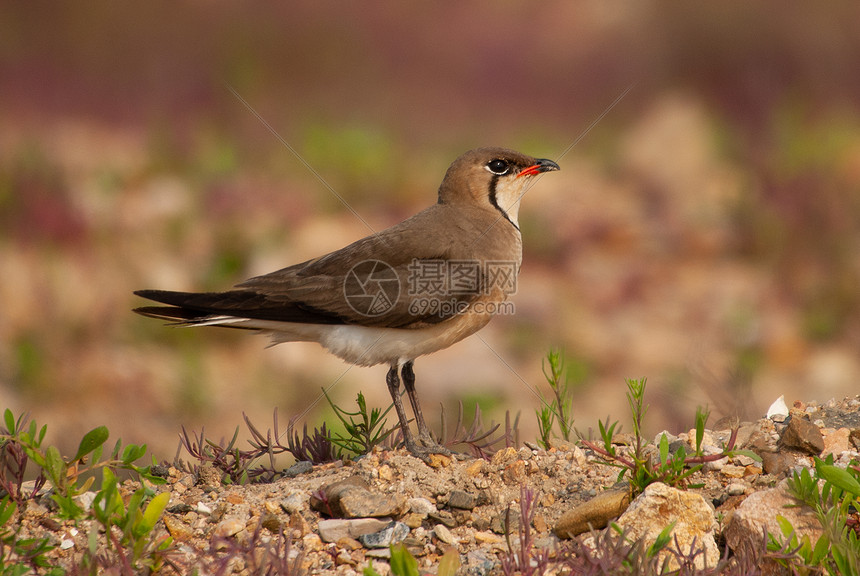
[[133, 289, 327, 346], [133, 288, 345, 327], [132, 289, 259, 327]]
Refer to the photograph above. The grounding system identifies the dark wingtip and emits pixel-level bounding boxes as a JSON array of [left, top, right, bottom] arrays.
[[134, 289, 166, 301], [132, 289, 197, 307], [133, 306, 209, 322]]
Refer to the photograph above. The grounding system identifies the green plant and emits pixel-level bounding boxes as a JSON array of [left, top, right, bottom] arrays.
[[437, 402, 518, 459], [363, 544, 459, 576], [556, 520, 740, 575], [642, 522, 675, 561], [388, 543, 419, 576], [178, 408, 339, 486], [769, 455, 860, 574], [89, 468, 173, 570], [500, 485, 549, 576], [0, 410, 172, 574], [283, 420, 339, 465], [535, 349, 574, 449], [208, 523, 304, 576], [0, 410, 48, 508], [179, 424, 253, 485], [0, 496, 62, 576], [324, 390, 396, 456], [0, 409, 163, 519], [582, 378, 758, 495]]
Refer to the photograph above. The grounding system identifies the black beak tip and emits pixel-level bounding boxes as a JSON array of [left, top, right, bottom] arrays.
[[537, 158, 560, 173]]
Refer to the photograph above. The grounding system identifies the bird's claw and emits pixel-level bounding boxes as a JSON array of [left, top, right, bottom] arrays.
[[405, 436, 469, 462], [405, 439, 453, 463]]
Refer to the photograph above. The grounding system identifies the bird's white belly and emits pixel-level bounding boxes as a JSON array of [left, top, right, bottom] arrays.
[[229, 317, 488, 367], [318, 324, 457, 366]]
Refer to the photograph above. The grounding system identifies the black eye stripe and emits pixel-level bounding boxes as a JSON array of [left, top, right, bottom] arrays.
[[487, 174, 519, 231]]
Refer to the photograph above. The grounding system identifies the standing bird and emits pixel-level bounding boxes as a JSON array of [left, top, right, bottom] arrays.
[[134, 147, 560, 460]]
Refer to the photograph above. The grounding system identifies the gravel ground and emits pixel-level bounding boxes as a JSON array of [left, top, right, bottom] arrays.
[[9, 396, 860, 574]]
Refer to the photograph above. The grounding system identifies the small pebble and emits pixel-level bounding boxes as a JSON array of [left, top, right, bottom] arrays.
[[280, 492, 306, 514], [726, 482, 746, 496], [284, 460, 313, 478], [465, 459, 485, 476], [289, 511, 310, 536], [403, 513, 426, 529], [214, 518, 245, 539], [446, 490, 476, 510], [359, 521, 409, 548], [302, 533, 323, 552], [433, 524, 456, 545], [366, 548, 392, 559], [428, 511, 456, 528], [378, 465, 394, 481], [704, 457, 726, 472], [721, 464, 746, 478], [76, 491, 96, 511], [474, 531, 503, 544], [407, 497, 436, 515], [167, 503, 193, 514], [163, 516, 195, 541], [733, 455, 755, 467], [337, 536, 363, 551], [766, 396, 789, 420]]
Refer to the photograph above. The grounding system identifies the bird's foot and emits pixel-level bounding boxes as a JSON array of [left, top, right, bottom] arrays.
[[404, 441, 451, 464], [405, 435, 468, 463]]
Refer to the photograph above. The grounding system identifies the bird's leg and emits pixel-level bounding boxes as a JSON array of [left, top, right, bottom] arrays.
[[401, 361, 433, 445], [387, 365, 435, 461], [401, 361, 454, 457], [386, 365, 416, 448]]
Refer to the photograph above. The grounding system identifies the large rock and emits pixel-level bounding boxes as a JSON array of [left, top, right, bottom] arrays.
[[724, 481, 822, 574], [779, 417, 825, 456], [310, 476, 406, 518], [614, 482, 720, 571], [821, 427, 853, 457], [318, 518, 392, 543], [358, 521, 410, 548], [554, 485, 632, 538]]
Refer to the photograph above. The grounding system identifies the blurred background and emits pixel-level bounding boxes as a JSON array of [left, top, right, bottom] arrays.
[[2, 2, 860, 460]]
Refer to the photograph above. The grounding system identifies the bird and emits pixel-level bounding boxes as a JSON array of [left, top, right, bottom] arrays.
[[134, 147, 560, 460]]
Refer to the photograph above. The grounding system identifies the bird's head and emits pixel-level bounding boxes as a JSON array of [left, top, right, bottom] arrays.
[[437, 147, 560, 228]]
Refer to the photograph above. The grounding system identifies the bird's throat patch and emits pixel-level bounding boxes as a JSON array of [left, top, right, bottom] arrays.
[[488, 175, 519, 230]]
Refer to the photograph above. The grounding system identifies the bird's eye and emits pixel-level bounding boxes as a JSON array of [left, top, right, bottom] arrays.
[[486, 159, 509, 175]]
